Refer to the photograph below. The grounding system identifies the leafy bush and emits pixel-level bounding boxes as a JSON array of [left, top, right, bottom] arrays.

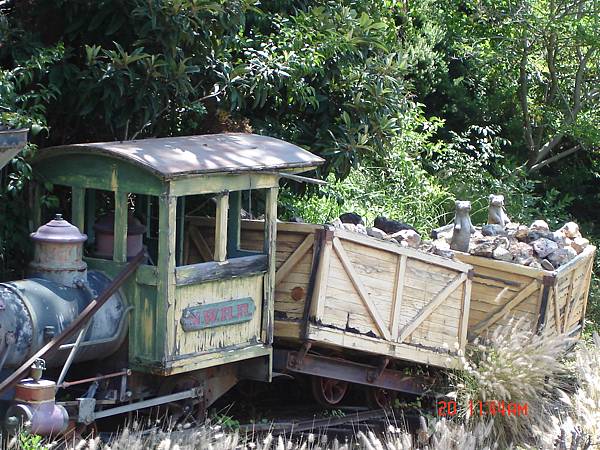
[[280, 148, 453, 233]]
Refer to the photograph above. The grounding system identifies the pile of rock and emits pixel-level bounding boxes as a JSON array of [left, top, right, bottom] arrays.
[[431, 218, 589, 270], [330, 213, 422, 249], [325, 203, 589, 271]]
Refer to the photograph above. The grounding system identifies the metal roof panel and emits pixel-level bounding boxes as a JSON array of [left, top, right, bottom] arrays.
[[38, 133, 324, 177]]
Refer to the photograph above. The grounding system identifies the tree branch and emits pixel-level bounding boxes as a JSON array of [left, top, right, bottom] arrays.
[[529, 144, 582, 172], [519, 36, 536, 161], [533, 47, 595, 164]]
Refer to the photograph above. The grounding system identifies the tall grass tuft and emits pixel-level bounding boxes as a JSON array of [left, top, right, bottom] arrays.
[[535, 333, 600, 449], [449, 318, 573, 449]]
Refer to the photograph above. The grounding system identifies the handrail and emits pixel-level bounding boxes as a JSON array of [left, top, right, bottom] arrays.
[[0, 251, 145, 396]]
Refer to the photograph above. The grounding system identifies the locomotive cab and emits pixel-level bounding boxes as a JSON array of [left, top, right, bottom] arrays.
[[3, 133, 323, 433]]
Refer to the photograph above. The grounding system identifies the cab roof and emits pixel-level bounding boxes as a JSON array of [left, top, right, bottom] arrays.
[[38, 133, 324, 178]]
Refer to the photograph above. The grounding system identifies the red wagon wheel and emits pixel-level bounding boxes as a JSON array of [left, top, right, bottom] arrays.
[[310, 376, 348, 407], [365, 387, 398, 409]]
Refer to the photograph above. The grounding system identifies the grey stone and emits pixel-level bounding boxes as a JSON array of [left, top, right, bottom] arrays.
[[510, 241, 533, 260], [341, 223, 357, 232], [496, 236, 510, 249], [391, 229, 421, 249], [356, 224, 368, 235], [529, 260, 543, 269], [339, 212, 364, 225], [560, 222, 582, 239], [571, 237, 589, 254], [470, 237, 497, 258], [527, 230, 555, 242], [367, 227, 387, 240], [493, 246, 513, 262], [552, 231, 567, 248], [547, 247, 578, 268], [541, 259, 555, 271], [519, 256, 536, 266], [531, 238, 559, 258], [482, 224, 506, 236], [530, 220, 550, 232], [433, 247, 454, 259], [515, 225, 529, 241], [433, 239, 450, 249]]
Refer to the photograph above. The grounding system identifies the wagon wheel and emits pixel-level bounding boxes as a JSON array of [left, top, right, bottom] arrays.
[[365, 387, 398, 409], [310, 376, 348, 407]]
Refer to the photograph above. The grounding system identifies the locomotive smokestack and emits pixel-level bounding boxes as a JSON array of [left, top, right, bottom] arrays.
[[29, 214, 88, 287]]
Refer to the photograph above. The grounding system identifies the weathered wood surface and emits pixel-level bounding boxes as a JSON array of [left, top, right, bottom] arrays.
[[456, 245, 596, 340], [175, 254, 268, 285], [243, 221, 473, 369]]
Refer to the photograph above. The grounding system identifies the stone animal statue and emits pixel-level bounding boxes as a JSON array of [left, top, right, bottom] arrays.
[[374, 216, 418, 234], [487, 194, 511, 227], [450, 200, 475, 252], [339, 212, 364, 225]]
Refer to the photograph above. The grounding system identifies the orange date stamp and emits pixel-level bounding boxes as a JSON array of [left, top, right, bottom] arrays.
[[437, 400, 529, 417]]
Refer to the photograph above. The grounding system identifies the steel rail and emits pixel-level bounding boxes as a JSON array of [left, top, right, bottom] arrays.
[[238, 408, 390, 433]]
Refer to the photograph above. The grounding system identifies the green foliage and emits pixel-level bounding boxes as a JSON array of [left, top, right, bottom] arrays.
[[280, 146, 453, 233], [0, 0, 598, 307], [15, 432, 47, 450], [0, 21, 64, 279]]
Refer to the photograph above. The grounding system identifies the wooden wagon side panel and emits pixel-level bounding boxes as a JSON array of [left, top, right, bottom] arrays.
[[239, 221, 322, 336], [306, 229, 472, 368], [547, 246, 596, 336], [456, 245, 596, 340], [455, 256, 544, 339]]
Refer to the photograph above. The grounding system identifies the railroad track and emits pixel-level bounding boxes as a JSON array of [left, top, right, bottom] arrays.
[[238, 408, 392, 434]]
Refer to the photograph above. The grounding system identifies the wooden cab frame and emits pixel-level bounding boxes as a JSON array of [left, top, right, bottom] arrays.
[[31, 134, 324, 377]]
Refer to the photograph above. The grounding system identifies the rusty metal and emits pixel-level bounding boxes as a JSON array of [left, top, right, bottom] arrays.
[[366, 357, 389, 383], [38, 134, 325, 178], [59, 369, 131, 389], [289, 342, 312, 369], [0, 251, 145, 396], [79, 387, 203, 424], [7, 377, 70, 436], [15, 379, 56, 403], [275, 349, 433, 395], [29, 214, 88, 286], [94, 213, 146, 260], [290, 286, 305, 301]]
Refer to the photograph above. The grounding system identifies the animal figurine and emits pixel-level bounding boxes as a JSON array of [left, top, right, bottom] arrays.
[[487, 194, 511, 227], [450, 200, 475, 252], [374, 216, 418, 234], [339, 212, 364, 225]]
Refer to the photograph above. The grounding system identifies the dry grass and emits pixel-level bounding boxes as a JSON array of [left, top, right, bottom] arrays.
[[447, 318, 573, 448], [10, 327, 600, 450]]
